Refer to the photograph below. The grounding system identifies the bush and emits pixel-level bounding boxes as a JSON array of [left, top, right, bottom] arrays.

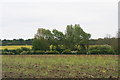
[[71, 51, 78, 54], [2, 51, 8, 55], [20, 51, 30, 55], [77, 50, 87, 54], [21, 47, 30, 51], [62, 49, 72, 54], [46, 51, 60, 54], [89, 45, 115, 54], [33, 50, 45, 54], [3, 48, 9, 52], [2, 51, 14, 55], [2, 49, 15, 55], [14, 47, 31, 55], [15, 48, 23, 54]]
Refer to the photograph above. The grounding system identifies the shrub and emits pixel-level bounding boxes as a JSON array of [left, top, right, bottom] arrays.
[[20, 51, 30, 55], [2, 51, 8, 55], [77, 49, 87, 54], [49, 45, 56, 51], [21, 47, 30, 51], [2, 51, 14, 55], [33, 50, 45, 54], [89, 45, 115, 54], [8, 52, 15, 55], [71, 51, 78, 54], [2, 49, 15, 55], [56, 45, 66, 53], [15, 48, 23, 54], [14, 47, 31, 55], [62, 49, 72, 54], [46, 51, 60, 54], [3, 48, 9, 52]]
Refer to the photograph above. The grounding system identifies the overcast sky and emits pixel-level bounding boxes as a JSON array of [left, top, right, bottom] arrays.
[[0, 0, 119, 40]]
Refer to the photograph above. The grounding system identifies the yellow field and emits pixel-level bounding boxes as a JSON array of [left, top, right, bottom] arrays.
[[0, 45, 32, 50], [0, 45, 103, 50]]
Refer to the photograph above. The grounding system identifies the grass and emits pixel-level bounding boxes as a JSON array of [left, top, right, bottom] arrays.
[[2, 55, 118, 78], [0, 45, 32, 50]]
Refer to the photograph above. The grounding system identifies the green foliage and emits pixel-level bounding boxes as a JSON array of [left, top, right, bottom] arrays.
[[20, 50, 45, 55], [18, 50, 60, 55], [1, 24, 118, 55], [2, 45, 116, 55], [62, 49, 72, 54], [35, 28, 53, 45], [77, 50, 87, 54], [71, 51, 78, 54], [15, 48, 23, 54], [52, 29, 65, 45], [20, 47, 30, 51], [20, 51, 30, 55], [32, 38, 49, 50], [32, 24, 91, 52], [2, 49, 15, 55], [56, 45, 66, 53], [3, 48, 9, 52], [33, 51, 45, 54], [65, 24, 90, 51], [89, 45, 115, 54], [15, 47, 30, 54], [2, 47, 31, 55], [2, 39, 33, 46], [46, 51, 60, 54], [49, 45, 56, 51]]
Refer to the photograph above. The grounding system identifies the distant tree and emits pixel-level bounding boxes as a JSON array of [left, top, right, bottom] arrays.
[[32, 38, 49, 50], [32, 24, 91, 52], [52, 29, 65, 45], [65, 24, 91, 52], [35, 28, 53, 44], [25, 39, 33, 45], [32, 28, 52, 50], [19, 38, 25, 45]]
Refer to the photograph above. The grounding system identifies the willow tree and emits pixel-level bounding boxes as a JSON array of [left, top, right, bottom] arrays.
[[65, 24, 91, 53]]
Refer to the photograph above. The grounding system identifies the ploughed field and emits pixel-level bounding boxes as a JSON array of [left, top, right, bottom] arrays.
[[2, 55, 118, 78]]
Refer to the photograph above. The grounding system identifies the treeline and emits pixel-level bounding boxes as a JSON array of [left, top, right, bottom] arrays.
[[2, 45, 116, 55], [32, 24, 91, 52], [1, 39, 33, 46], [90, 38, 118, 52], [0, 38, 118, 47], [1, 24, 119, 55], [1, 37, 118, 51]]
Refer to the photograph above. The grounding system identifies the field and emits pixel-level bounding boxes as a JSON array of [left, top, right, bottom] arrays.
[[0, 45, 32, 50], [0, 45, 102, 50], [2, 55, 118, 78]]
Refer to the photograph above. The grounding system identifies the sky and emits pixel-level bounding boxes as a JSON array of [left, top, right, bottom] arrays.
[[0, 0, 119, 40]]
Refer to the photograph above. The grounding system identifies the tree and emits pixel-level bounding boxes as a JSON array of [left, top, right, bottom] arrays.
[[32, 28, 52, 50], [65, 24, 91, 52], [32, 38, 49, 50], [35, 28, 53, 45], [32, 24, 91, 52], [52, 29, 65, 45]]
